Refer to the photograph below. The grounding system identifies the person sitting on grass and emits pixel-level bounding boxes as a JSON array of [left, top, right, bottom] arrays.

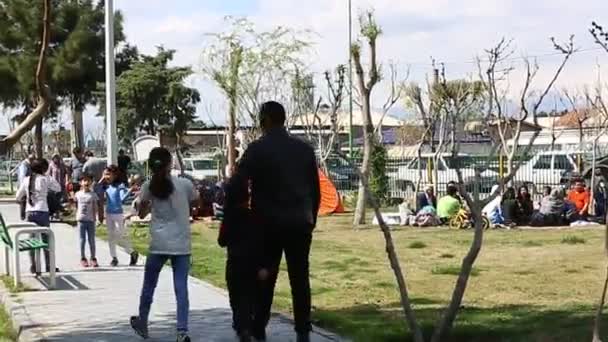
[[501, 187, 518, 226], [516, 185, 534, 225], [595, 181, 607, 223], [437, 185, 462, 224], [531, 188, 565, 226], [416, 185, 437, 213], [482, 185, 503, 225], [567, 180, 590, 222]]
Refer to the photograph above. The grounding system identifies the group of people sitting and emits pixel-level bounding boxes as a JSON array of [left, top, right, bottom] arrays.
[[398, 179, 607, 228]]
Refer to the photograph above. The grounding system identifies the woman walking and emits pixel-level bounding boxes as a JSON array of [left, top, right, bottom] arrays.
[[16, 158, 61, 274], [130, 147, 199, 342]]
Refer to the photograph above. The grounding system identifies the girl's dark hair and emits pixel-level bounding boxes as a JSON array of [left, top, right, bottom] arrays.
[[28, 158, 48, 206], [105, 164, 121, 186], [502, 187, 516, 202], [148, 147, 173, 200], [517, 185, 531, 200]]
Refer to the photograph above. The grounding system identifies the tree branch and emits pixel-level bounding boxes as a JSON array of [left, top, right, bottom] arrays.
[[0, 0, 51, 155]]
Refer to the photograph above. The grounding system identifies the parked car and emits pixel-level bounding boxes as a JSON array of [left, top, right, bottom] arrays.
[[390, 153, 499, 194], [172, 158, 219, 181], [512, 151, 580, 193]]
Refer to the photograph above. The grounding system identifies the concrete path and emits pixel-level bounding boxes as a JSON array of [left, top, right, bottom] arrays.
[[0, 204, 343, 342]]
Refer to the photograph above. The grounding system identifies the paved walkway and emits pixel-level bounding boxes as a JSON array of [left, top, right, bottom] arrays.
[[0, 204, 343, 342]]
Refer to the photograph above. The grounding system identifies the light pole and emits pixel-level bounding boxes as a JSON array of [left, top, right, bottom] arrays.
[[348, 0, 354, 158], [105, 0, 118, 165]]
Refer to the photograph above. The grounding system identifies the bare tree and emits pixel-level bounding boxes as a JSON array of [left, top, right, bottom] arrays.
[[202, 17, 311, 174], [351, 10, 382, 225], [589, 21, 608, 342], [375, 62, 408, 141], [590, 87, 608, 342], [430, 36, 576, 342], [561, 89, 591, 156], [293, 66, 346, 171], [0, 0, 51, 155]]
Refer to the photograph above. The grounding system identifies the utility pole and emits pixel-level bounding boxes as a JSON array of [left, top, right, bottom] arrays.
[[348, 0, 354, 158], [105, 0, 118, 164]]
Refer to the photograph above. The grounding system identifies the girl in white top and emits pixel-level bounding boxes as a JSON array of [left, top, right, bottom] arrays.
[[130, 147, 199, 342], [15, 158, 61, 274]]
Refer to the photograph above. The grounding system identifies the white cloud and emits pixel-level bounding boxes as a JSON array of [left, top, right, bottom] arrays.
[[97, 0, 608, 127]]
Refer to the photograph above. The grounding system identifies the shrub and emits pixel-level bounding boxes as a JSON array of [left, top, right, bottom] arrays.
[[432, 266, 480, 277], [561, 235, 586, 245], [408, 241, 427, 249], [369, 143, 389, 206]]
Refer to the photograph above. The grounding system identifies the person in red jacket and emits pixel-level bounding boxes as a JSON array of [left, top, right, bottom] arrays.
[[567, 180, 590, 221]]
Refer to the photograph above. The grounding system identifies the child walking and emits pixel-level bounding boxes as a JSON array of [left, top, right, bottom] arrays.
[[75, 173, 102, 268], [130, 147, 199, 342], [99, 165, 139, 267], [218, 175, 267, 342]]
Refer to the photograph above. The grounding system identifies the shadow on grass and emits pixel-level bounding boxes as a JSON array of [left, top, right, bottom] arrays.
[[313, 300, 601, 342]]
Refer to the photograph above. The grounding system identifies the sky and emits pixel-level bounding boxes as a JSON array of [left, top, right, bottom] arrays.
[[10, 0, 608, 135]]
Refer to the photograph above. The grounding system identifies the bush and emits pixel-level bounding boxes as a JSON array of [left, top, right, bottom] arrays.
[[561, 235, 586, 245], [408, 241, 427, 249], [432, 265, 480, 277], [369, 143, 389, 206]]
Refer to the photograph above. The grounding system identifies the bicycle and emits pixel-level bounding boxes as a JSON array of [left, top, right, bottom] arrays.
[[449, 208, 490, 230]]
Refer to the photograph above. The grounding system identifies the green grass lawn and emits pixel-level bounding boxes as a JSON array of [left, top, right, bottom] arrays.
[[0, 303, 16, 341], [100, 214, 608, 342]]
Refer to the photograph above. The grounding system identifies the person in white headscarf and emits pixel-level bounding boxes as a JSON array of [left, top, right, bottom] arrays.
[[482, 185, 503, 224]]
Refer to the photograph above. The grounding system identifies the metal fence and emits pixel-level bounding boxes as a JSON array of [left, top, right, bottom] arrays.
[[324, 153, 591, 200]]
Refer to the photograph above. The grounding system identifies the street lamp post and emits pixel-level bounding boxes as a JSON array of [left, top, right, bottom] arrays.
[[348, 0, 354, 158], [105, 0, 118, 165]]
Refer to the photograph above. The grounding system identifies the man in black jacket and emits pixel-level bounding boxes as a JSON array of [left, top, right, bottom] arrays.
[[236, 101, 320, 342]]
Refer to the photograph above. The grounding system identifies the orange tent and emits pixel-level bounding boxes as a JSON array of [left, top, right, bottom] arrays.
[[318, 169, 345, 216]]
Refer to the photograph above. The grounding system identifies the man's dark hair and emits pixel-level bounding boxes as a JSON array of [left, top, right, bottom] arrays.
[[119, 149, 125, 155], [85, 150, 94, 157], [260, 101, 286, 127], [73, 147, 82, 155], [447, 185, 458, 197]]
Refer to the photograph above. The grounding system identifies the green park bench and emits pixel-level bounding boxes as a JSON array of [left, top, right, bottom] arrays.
[[0, 213, 56, 289]]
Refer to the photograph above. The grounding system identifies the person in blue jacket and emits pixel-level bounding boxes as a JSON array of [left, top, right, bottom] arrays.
[[99, 164, 139, 267]]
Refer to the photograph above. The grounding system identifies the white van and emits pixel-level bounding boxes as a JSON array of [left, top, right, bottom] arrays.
[[390, 153, 499, 193], [513, 151, 580, 192], [172, 158, 218, 181]]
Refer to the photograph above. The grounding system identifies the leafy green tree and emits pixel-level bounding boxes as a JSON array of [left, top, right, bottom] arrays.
[[0, 0, 125, 153], [202, 17, 312, 173], [0, 0, 51, 156], [111, 47, 200, 150]]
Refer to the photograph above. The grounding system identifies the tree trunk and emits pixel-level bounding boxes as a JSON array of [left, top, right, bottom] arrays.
[[592, 263, 608, 342], [34, 118, 43, 158], [592, 201, 608, 342], [341, 151, 424, 342], [431, 203, 485, 342], [227, 92, 237, 177], [176, 134, 185, 176], [71, 106, 84, 150], [226, 45, 243, 178], [353, 92, 374, 225]]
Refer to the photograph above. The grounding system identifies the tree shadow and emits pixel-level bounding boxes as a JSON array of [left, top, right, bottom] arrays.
[[313, 299, 604, 342], [40, 308, 344, 342]]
